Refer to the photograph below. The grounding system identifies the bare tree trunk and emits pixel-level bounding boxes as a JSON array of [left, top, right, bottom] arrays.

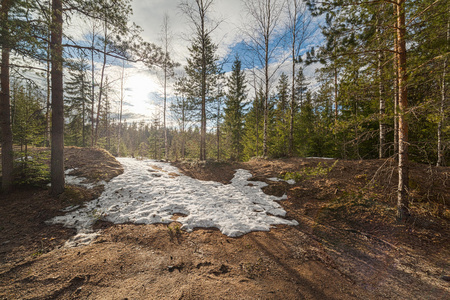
[[334, 66, 338, 125], [216, 99, 221, 160], [162, 15, 170, 161], [95, 19, 108, 146], [377, 14, 386, 158], [253, 74, 259, 157], [46, 40, 51, 147], [81, 72, 86, 147], [105, 80, 110, 149], [256, 97, 259, 157], [50, 0, 65, 196], [289, 37, 295, 157], [164, 64, 168, 160], [182, 96, 186, 159], [90, 24, 96, 147], [437, 19, 448, 167], [392, 3, 399, 158], [396, 0, 409, 220], [117, 61, 124, 156], [201, 22, 207, 161], [0, 0, 13, 193], [393, 50, 399, 157], [263, 30, 269, 157]]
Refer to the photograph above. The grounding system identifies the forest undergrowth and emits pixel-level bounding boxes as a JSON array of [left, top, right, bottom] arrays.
[[0, 147, 449, 299]]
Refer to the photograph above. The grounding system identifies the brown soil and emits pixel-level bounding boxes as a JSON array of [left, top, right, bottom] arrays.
[[1, 152, 449, 299]]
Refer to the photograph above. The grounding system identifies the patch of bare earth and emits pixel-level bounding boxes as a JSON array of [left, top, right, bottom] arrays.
[[1, 153, 449, 299]]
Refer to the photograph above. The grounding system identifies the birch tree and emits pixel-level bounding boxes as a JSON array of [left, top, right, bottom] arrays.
[[286, 0, 312, 156], [243, 0, 286, 157]]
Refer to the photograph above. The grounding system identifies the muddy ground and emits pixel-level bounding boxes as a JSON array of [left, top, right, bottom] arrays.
[[0, 148, 449, 299]]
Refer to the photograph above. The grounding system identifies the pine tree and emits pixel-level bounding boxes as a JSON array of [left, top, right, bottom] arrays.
[[0, 0, 13, 193], [180, 0, 221, 161], [183, 33, 221, 160]]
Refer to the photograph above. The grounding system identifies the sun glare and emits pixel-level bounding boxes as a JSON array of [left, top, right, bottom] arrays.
[[124, 72, 161, 118]]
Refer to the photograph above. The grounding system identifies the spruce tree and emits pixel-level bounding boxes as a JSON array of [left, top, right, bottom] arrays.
[[273, 73, 290, 157], [243, 87, 265, 160], [224, 56, 247, 161], [65, 56, 91, 147]]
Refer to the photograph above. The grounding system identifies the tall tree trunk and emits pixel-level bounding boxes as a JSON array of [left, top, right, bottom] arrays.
[[117, 61, 124, 156], [162, 15, 169, 161], [50, 0, 65, 196], [200, 1, 207, 161], [1, 0, 13, 193], [396, 0, 409, 220], [289, 18, 296, 157], [377, 14, 386, 158], [216, 101, 220, 160], [182, 96, 186, 159], [46, 41, 51, 147], [334, 66, 338, 125], [393, 36, 399, 157], [253, 75, 259, 157], [95, 19, 108, 146], [105, 81, 110, 149], [437, 18, 448, 167], [263, 33, 269, 157], [164, 64, 168, 160], [81, 73, 86, 147], [256, 97, 259, 157], [90, 23, 96, 147]]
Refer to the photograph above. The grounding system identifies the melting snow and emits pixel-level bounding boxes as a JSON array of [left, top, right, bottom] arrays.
[[268, 177, 296, 185], [48, 157, 298, 247], [64, 168, 106, 189]]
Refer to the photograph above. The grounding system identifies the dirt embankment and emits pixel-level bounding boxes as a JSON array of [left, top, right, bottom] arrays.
[[1, 152, 449, 299]]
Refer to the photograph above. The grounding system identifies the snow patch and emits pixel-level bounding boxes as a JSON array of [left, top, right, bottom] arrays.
[[48, 157, 298, 246], [268, 177, 296, 185], [15, 156, 33, 161], [63, 168, 106, 189]]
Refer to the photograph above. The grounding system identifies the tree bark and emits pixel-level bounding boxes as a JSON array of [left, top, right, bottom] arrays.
[[95, 19, 108, 146], [377, 14, 386, 159], [393, 36, 399, 157], [117, 61, 124, 156], [437, 19, 448, 167], [289, 31, 296, 157], [391, 3, 399, 158], [164, 63, 168, 160], [90, 24, 96, 147], [263, 15, 269, 157], [1, 0, 13, 194], [81, 72, 86, 147], [162, 15, 169, 161], [46, 40, 51, 147], [50, 0, 65, 196], [396, 0, 409, 220], [201, 14, 207, 161]]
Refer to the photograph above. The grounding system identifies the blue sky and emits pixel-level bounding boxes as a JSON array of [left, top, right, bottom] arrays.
[[62, 0, 323, 125]]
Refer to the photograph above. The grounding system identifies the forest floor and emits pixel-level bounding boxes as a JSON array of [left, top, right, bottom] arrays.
[[0, 147, 449, 299]]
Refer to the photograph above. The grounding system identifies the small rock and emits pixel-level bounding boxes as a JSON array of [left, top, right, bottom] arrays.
[[442, 275, 450, 282]]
